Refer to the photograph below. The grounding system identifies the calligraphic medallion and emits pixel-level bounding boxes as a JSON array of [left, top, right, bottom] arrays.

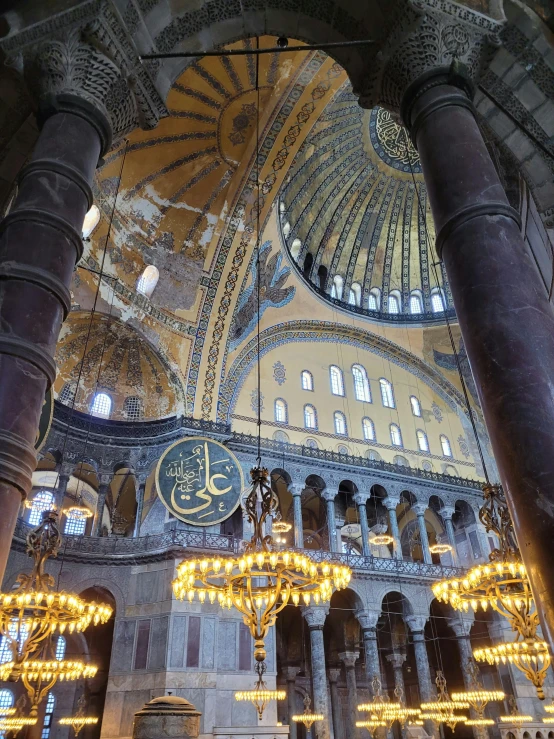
[[155, 437, 245, 526], [35, 388, 54, 453], [369, 107, 421, 173]]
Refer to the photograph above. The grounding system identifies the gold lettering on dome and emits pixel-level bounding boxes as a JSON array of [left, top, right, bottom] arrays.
[[167, 442, 232, 515], [375, 109, 420, 168]]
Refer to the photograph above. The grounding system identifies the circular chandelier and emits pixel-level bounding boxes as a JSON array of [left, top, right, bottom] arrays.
[[63, 505, 93, 519], [0, 511, 112, 670], [358, 677, 402, 722], [465, 718, 495, 726], [542, 717, 554, 724], [173, 467, 351, 663], [59, 695, 99, 736], [371, 534, 394, 546], [545, 703, 554, 714], [0, 716, 37, 733], [429, 543, 452, 555], [474, 640, 550, 700], [357, 718, 387, 734], [420, 671, 468, 730], [235, 662, 286, 719], [292, 695, 324, 730], [271, 519, 291, 534], [499, 714, 534, 724]]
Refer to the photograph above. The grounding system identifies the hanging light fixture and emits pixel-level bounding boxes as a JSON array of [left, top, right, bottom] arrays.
[[450, 659, 504, 727], [358, 677, 401, 718], [59, 695, 99, 736], [544, 702, 554, 714], [542, 718, 554, 724], [292, 694, 324, 730], [357, 717, 388, 735], [63, 505, 93, 519], [420, 671, 468, 730], [432, 484, 551, 699], [371, 534, 394, 546], [235, 661, 286, 719], [429, 543, 452, 555], [0, 510, 112, 670]]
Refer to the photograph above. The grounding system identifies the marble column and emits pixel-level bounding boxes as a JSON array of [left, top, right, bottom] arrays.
[[383, 496, 401, 559], [401, 60, 554, 652], [289, 483, 304, 549], [53, 471, 71, 512], [356, 611, 381, 685], [304, 607, 330, 739], [286, 666, 300, 739], [328, 668, 342, 739], [353, 493, 371, 557], [134, 480, 146, 538], [386, 652, 407, 739], [405, 616, 434, 702], [322, 490, 339, 552], [412, 504, 432, 564], [447, 615, 488, 739], [94, 480, 110, 536], [339, 651, 360, 739], [439, 507, 458, 565]]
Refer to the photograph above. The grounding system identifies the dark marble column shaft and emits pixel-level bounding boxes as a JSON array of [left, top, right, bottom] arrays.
[[0, 109, 104, 583], [402, 68, 554, 652], [94, 482, 110, 536]]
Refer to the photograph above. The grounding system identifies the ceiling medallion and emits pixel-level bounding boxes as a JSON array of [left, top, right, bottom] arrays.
[[369, 108, 421, 173]]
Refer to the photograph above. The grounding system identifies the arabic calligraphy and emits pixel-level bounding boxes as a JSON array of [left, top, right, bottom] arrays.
[[156, 437, 244, 526]]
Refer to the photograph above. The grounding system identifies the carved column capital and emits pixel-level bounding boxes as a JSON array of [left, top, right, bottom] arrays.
[[439, 505, 456, 520], [405, 615, 428, 634], [356, 609, 380, 631], [383, 496, 400, 511], [321, 489, 337, 502], [289, 483, 304, 498], [0, 1, 167, 154], [386, 652, 407, 669], [285, 666, 300, 681], [302, 606, 329, 630], [353, 492, 369, 507], [447, 614, 474, 637], [328, 668, 341, 684], [339, 651, 359, 669], [412, 502, 428, 516], [358, 0, 502, 114]]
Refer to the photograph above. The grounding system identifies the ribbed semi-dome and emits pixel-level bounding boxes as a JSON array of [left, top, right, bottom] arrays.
[[279, 84, 455, 323]]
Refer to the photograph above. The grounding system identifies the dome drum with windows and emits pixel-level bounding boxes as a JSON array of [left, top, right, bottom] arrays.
[[0, 510, 112, 672]]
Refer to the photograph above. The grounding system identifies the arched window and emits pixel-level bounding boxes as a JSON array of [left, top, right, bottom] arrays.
[[64, 507, 88, 536], [440, 434, 453, 457], [352, 365, 371, 402], [348, 289, 356, 306], [331, 275, 343, 300], [379, 378, 395, 408], [305, 438, 318, 449], [273, 430, 289, 444], [136, 265, 159, 298], [55, 636, 66, 660], [431, 288, 445, 313], [337, 444, 349, 455], [90, 392, 112, 418], [28, 491, 54, 526], [368, 288, 381, 311], [329, 366, 345, 396], [444, 464, 458, 476], [283, 222, 291, 237], [41, 692, 55, 739], [350, 282, 361, 306], [388, 291, 401, 314], [274, 398, 288, 424], [301, 370, 314, 391], [58, 381, 77, 405], [367, 449, 381, 461], [409, 291, 423, 314], [394, 455, 409, 467], [0, 689, 13, 719], [304, 405, 317, 430], [0, 621, 29, 665], [334, 411, 347, 436], [82, 204, 100, 238], [417, 429, 429, 452], [410, 395, 421, 417], [362, 417, 375, 441], [390, 424, 403, 447], [124, 396, 143, 421], [290, 238, 302, 260]]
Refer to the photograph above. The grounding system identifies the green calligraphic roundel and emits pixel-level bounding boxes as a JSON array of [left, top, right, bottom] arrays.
[[35, 388, 54, 453], [155, 436, 245, 526]]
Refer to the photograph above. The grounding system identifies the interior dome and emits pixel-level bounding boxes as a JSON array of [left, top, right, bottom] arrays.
[[279, 84, 456, 324]]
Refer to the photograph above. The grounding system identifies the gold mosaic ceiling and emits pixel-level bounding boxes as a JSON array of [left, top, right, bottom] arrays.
[[280, 84, 453, 319]]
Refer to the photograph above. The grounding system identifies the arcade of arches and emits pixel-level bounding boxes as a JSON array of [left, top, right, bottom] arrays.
[[0, 1, 554, 738]]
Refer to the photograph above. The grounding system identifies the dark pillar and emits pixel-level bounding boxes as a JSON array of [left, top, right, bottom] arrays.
[[401, 63, 554, 652], [134, 480, 146, 537], [94, 482, 110, 536], [54, 472, 71, 512], [0, 100, 109, 582]]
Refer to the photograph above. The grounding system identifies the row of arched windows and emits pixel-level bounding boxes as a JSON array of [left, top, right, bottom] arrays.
[[28, 491, 90, 535], [58, 386, 144, 421], [330, 278, 446, 314], [274, 398, 454, 456], [0, 689, 55, 738]]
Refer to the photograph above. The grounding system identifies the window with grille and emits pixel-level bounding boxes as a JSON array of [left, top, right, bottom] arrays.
[[90, 392, 112, 418], [136, 265, 159, 297], [0, 620, 29, 664], [352, 365, 371, 402], [28, 491, 54, 526], [0, 688, 13, 735], [55, 636, 66, 660], [367, 450, 381, 461], [58, 382, 77, 405], [431, 290, 445, 312], [368, 289, 380, 311], [417, 429, 429, 452], [329, 366, 344, 396], [41, 693, 55, 739], [379, 379, 395, 408], [390, 424, 403, 447], [362, 418, 375, 441], [273, 430, 289, 443], [388, 293, 400, 314], [304, 405, 317, 429], [301, 370, 313, 391], [410, 293, 423, 314], [348, 289, 356, 305], [64, 509, 88, 536], [440, 434, 453, 457], [334, 411, 347, 436], [274, 399, 287, 423], [410, 395, 421, 417], [124, 396, 143, 420]]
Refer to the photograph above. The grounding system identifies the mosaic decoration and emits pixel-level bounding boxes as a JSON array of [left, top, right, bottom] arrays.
[[250, 389, 264, 414], [434, 338, 478, 403], [155, 437, 244, 526], [229, 241, 295, 350], [431, 402, 444, 423], [273, 361, 286, 386], [458, 435, 471, 459], [369, 107, 421, 173]]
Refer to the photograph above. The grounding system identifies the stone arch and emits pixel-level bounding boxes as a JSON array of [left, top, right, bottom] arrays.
[[77, 580, 125, 616]]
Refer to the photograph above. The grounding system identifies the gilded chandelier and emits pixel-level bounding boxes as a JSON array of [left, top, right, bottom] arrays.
[[451, 660, 504, 726], [59, 695, 99, 736], [432, 483, 551, 699], [0, 510, 112, 671], [420, 671, 468, 730], [235, 661, 286, 719], [292, 694, 324, 730], [173, 467, 351, 663]]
